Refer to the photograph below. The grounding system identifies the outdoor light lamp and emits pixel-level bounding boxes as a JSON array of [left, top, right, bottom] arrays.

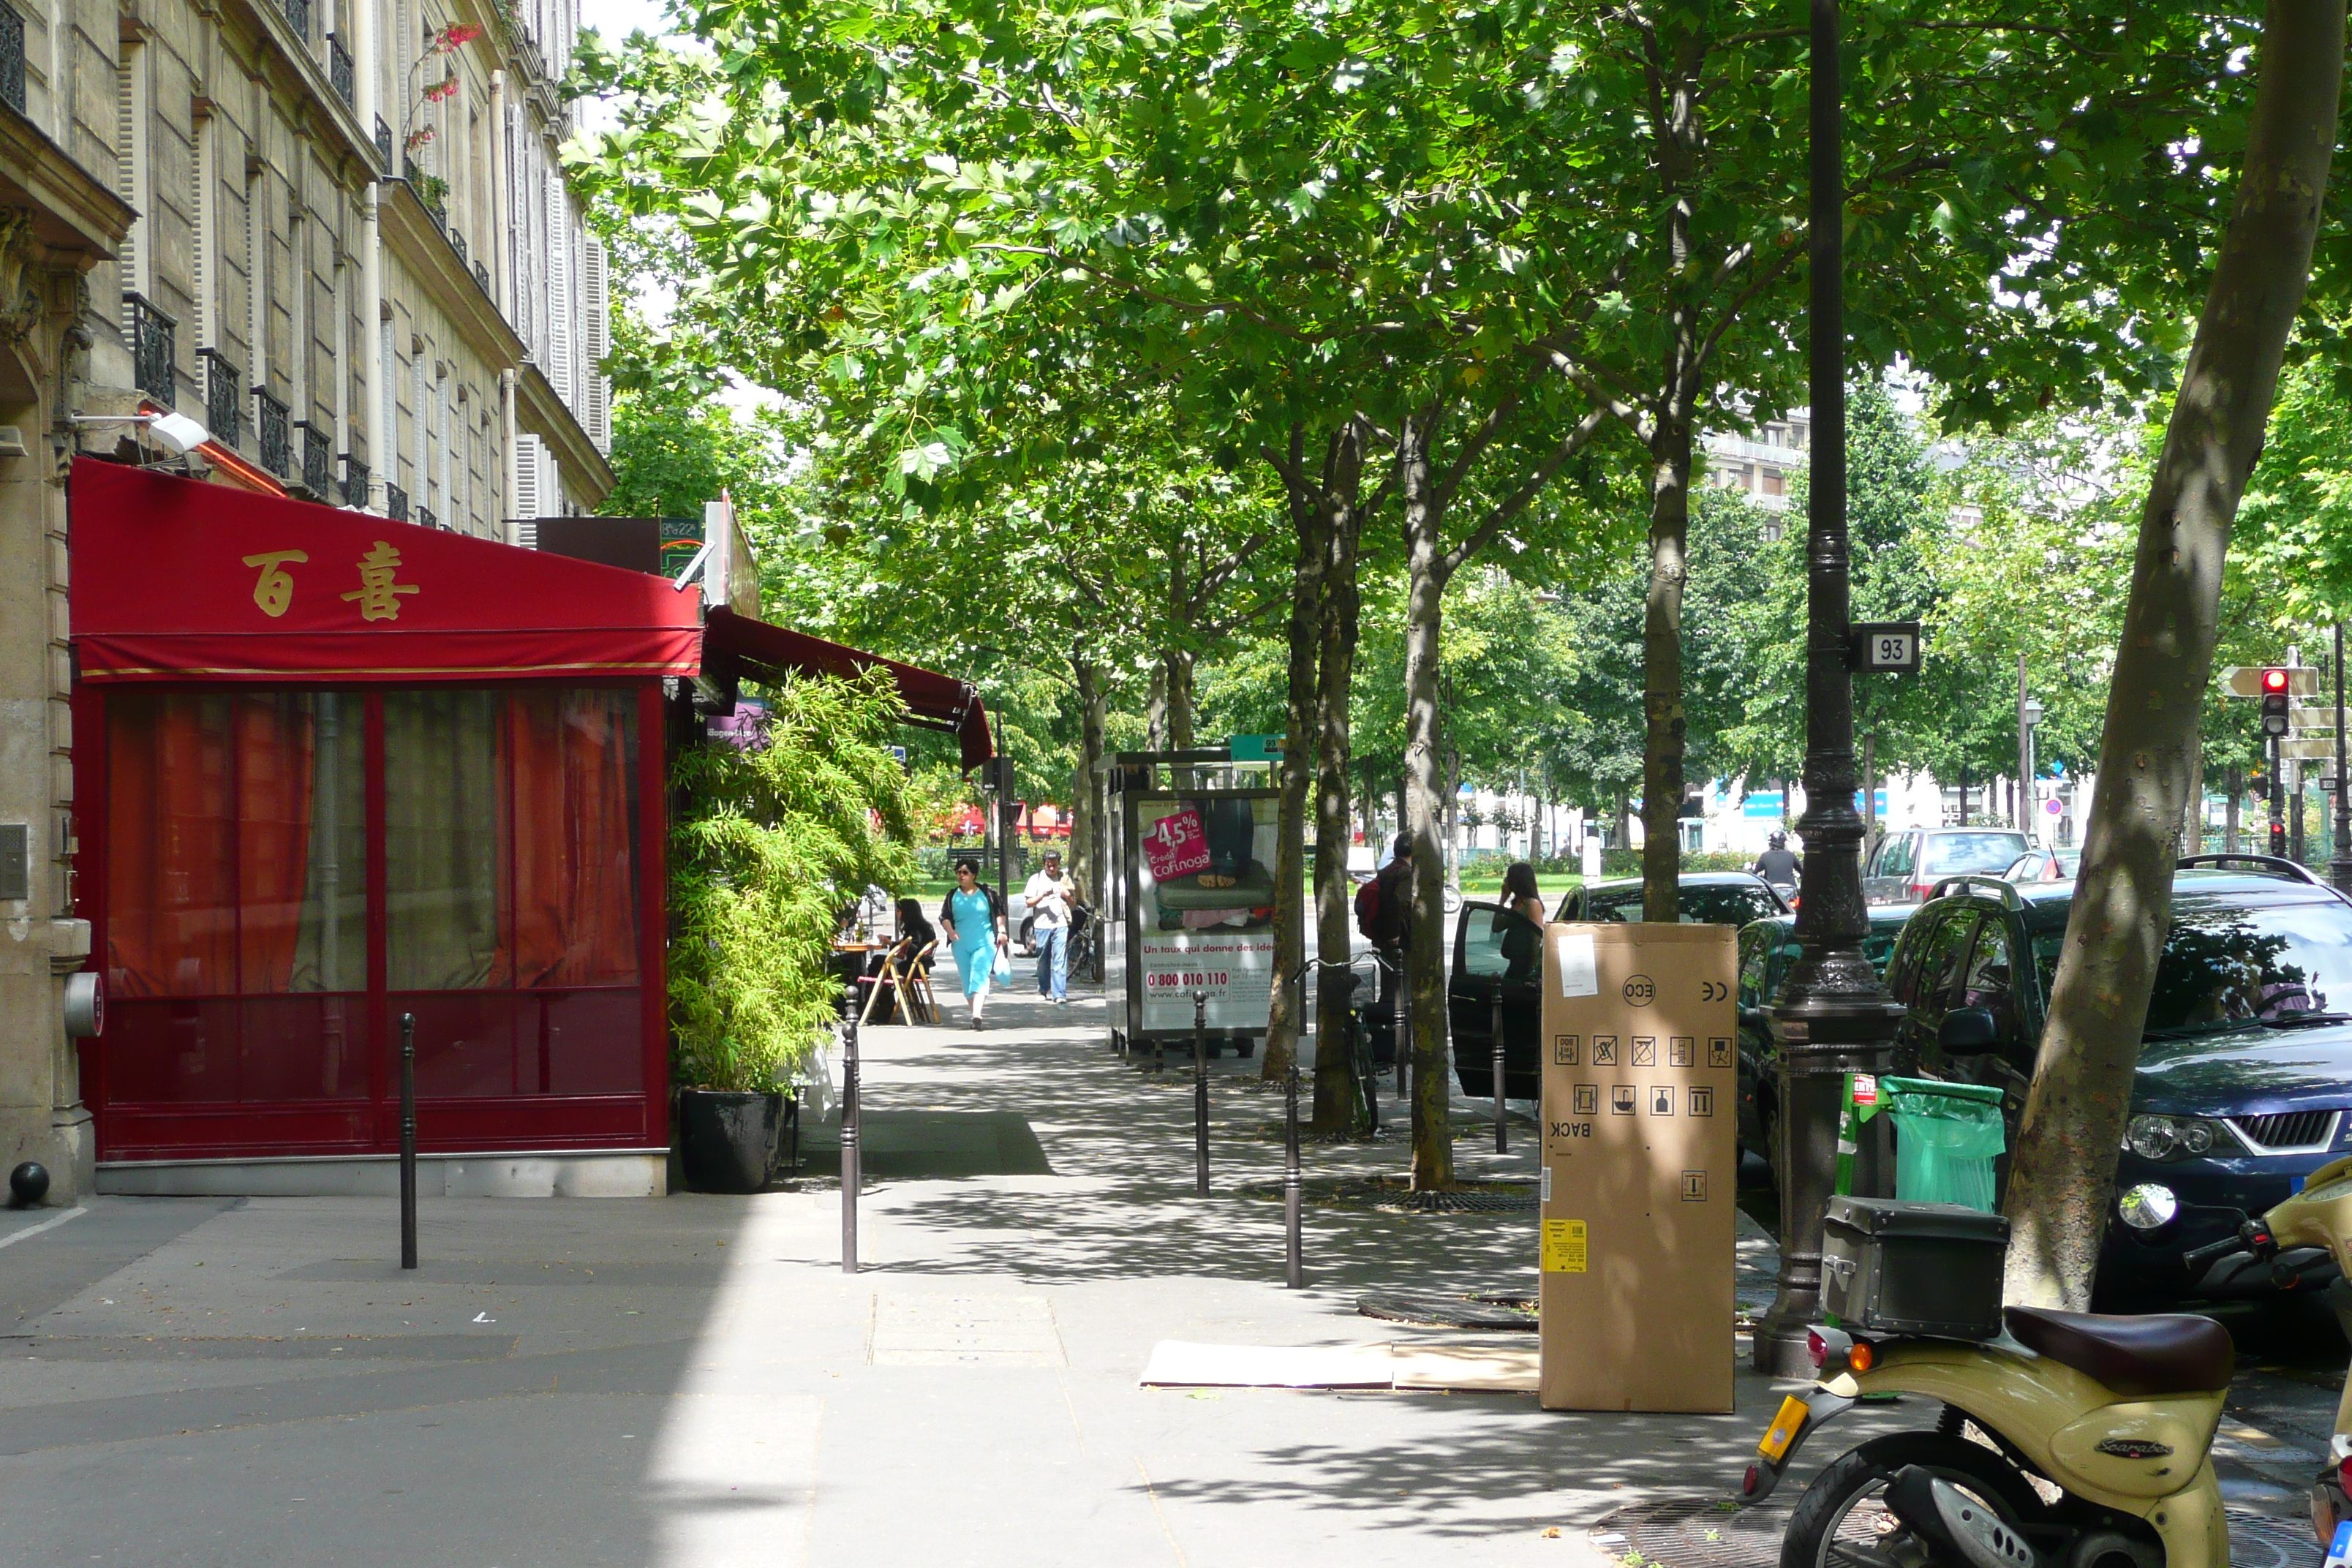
[[69, 410, 212, 456]]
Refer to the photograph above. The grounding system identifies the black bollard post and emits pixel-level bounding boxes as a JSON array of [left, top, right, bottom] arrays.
[[1392, 956, 1407, 1099], [1490, 978, 1508, 1154], [840, 991, 860, 1274], [1193, 992, 1210, 1196], [1284, 1056, 1304, 1288], [399, 1012, 418, 1271]]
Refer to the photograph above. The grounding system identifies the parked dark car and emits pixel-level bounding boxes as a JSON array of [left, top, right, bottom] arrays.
[[1863, 826, 2030, 905], [1734, 905, 1919, 1171], [1551, 872, 1790, 926], [1448, 875, 1791, 1104], [1876, 859, 2352, 1305]]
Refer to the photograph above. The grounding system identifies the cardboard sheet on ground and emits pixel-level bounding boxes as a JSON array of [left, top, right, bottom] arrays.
[[1139, 1340, 1537, 1392]]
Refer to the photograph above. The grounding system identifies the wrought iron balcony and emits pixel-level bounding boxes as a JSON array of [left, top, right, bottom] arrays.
[[385, 482, 409, 521], [0, 2, 27, 116], [253, 388, 290, 478], [341, 453, 369, 507], [127, 295, 176, 407], [298, 422, 332, 497], [197, 347, 240, 446], [418, 505, 438, 530], [472, 260, 491, 295], [448, 227, 467, 267], [374, 117, 391, 165], [279, 0, 309, 39], [327, 34, 353, 105]]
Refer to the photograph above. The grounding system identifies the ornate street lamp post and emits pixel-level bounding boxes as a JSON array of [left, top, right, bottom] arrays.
[[1752, 0, 1910, 1378]]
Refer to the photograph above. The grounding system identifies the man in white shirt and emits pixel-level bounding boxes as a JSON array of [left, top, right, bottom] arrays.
[[1022, 851, 1082, 1005]]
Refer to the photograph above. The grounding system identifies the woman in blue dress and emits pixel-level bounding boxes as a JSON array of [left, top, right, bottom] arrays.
[[938, 858, 1008, 1031]]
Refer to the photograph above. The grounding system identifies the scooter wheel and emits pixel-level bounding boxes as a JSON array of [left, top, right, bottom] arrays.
[[1782, 1431, 2046, 1568]]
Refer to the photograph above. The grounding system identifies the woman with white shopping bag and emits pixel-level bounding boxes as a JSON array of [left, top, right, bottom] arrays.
[[939, 858, 1011, 1031]]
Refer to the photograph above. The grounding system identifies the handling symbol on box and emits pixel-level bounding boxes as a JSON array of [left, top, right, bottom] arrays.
[[1681, 1170, 1708, 1202], [1689, 1085, 1714, 1117], [1611, 1085, 1636, 1115], [1572, 1084, 1599, 1116], [1669, 1036, 1694, 1066], [1631, 1038, 1656, 1066], [1591, 1036, 1618, 1066], [1648, 1085, 1674, 1116], [1708, 1036, 1732, 1068], [1553, 1033, 1579, 1066]]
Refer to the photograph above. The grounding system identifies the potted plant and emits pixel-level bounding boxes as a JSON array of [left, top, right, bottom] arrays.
[[669, 671, 916, 1194]]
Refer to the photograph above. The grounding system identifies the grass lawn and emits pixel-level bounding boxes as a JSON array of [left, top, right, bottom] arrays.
[[1457, 872, 1585, 900]]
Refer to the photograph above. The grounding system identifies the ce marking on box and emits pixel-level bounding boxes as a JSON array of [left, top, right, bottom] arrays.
[[1699, 981, 1730, 1002]]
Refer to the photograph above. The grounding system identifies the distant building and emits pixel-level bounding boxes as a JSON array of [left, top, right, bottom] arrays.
[[1704, 414, 1810, 529]]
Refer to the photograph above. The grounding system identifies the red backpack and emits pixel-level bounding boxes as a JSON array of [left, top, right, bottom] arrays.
[[1353, 877, 1382, 939]]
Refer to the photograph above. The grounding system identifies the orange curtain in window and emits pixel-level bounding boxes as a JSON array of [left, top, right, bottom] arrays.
[[510, 690, 638, 986], [235, 694, 316, 993]]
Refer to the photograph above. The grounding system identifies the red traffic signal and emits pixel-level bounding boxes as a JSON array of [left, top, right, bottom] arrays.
[[2262, 667, 2293, 736]]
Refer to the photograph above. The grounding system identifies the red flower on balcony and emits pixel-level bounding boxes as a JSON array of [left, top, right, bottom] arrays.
[[435, 23, 481, 50]]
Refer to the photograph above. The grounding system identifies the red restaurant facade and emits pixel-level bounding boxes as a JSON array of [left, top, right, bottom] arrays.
[[72, 461, 687, 1196]]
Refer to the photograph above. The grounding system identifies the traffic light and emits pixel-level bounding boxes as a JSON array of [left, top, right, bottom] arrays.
[[2262, 667, 2292, 738]]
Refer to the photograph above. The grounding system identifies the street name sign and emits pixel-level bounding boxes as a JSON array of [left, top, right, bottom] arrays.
[[2223, 666, 2321, 696]]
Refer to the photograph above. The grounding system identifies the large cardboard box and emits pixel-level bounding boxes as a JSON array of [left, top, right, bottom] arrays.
[[1538, 922, 1738, 1412]]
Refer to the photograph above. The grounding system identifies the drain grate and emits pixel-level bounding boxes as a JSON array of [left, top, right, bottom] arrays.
[[1232, 1177, 1537, 1212], [1597, 1499, 2318, 1568], [867, 1292, 1066, 1367]]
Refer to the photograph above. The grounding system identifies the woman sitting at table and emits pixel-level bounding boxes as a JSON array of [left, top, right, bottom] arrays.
[[893, 898, 938, 976]]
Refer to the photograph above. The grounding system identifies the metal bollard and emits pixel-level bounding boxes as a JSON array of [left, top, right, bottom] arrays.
[[1193, 992, 1210, 1196], [840, 992, 861, 1275], [1490, 979, 1509, 1153], [1284, 1057, 1304, 1288], [399, 1012, 418, 1271], [1392, 959, 1407, 1099]]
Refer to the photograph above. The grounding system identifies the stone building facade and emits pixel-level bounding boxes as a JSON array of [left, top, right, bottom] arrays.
[[0, 0, 609, 1200]]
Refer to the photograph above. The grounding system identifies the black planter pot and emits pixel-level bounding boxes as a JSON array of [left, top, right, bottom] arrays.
[[678, 1088, 786, 1194]]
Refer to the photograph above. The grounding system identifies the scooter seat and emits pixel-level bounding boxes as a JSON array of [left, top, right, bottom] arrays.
[[2002, 1305, 2234, 1397]]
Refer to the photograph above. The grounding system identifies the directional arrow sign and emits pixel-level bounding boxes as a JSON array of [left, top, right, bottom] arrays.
[[2291, 706, 2346, 729], [2277, 737, 2341, 761], [2224, 666, 2321, 696]]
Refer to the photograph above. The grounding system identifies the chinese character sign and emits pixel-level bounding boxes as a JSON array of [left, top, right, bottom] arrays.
[[241, 550, 308, 618], [1142, 807, 1210, 881], [341, 541, 420, 622]]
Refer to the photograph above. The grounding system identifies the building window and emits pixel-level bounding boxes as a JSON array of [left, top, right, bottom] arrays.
[[0, 1, 27, 116], [1760, 469, 1786, 497]]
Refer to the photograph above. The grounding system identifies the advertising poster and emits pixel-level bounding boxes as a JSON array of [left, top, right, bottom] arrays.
[[1133, 794, 1280, 1032]]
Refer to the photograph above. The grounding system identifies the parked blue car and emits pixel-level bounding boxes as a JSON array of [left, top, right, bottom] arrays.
[[1880, 856, 2352, 1305]]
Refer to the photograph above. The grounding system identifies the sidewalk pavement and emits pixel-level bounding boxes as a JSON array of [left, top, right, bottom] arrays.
[[0, 984, 2320, 1567]]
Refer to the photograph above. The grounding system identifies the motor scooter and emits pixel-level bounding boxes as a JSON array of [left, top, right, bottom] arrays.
[[1739, 1161, 2352, 1568]]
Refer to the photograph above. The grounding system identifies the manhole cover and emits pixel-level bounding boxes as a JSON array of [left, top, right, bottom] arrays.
[[1598, 1499, 2318, 1568], [1357, 1291, 1537, 1330]]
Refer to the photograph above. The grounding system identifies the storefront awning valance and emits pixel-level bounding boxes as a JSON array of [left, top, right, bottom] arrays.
[[69, 458, 701, 682], [701, 604, 994, 769]]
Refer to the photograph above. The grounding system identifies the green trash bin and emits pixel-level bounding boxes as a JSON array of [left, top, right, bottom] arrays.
[[1882, 1076, 2008, 1213]]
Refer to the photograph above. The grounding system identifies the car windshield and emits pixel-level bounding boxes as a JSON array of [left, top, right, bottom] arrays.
[[2029, 896, 2352, 1033], [1923, 833, 2030, 875], [1588, 884, 1783, 925]]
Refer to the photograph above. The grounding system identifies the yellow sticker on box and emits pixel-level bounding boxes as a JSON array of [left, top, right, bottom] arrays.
[[1542, 1218, 1588, 1273]]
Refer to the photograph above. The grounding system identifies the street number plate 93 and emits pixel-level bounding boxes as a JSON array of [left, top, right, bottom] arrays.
[[1757, 1395, 1809, 1463]]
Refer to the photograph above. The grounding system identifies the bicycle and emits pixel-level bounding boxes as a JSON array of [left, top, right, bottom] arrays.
[[1068, 907, 1104, 986]]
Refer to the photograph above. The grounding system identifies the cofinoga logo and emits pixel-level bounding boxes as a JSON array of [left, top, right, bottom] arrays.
[[1622, 975, 1656, 1006]]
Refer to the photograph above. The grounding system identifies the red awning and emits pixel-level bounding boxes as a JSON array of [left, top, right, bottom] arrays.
[[702, 605, 994, 769], [69, 458, 701, 682]]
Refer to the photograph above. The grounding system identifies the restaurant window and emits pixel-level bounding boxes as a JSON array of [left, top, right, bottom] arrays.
[[104, 686, 640, 1107]]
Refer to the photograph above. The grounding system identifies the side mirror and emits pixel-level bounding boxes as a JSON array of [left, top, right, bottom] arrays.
[[1938, 1006, 1998, 1052]]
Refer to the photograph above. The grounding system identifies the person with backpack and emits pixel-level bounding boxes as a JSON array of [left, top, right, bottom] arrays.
[[940, 858, 1009, 1031], [1355, 832, 1415, 1010]]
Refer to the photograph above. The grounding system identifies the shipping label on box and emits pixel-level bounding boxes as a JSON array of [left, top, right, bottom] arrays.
[[1539, 922, 1738, 1413]]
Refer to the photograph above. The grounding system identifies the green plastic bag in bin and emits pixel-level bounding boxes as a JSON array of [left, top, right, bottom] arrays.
[[1882, 1076, 2007, 1213]]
